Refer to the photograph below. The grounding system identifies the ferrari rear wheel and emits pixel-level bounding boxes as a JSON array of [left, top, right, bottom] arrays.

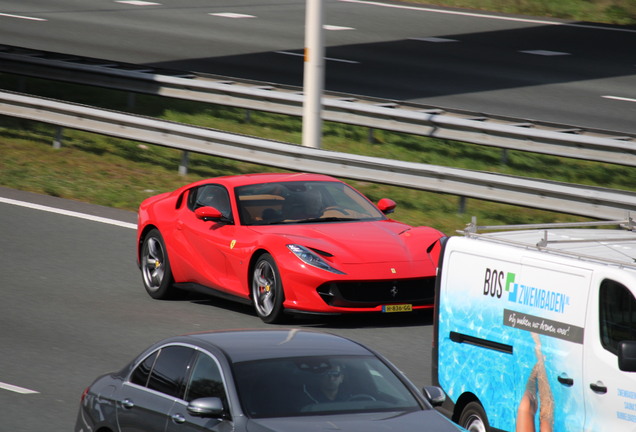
[[252, 253, 285, 324], [141, 229, 179, 299]]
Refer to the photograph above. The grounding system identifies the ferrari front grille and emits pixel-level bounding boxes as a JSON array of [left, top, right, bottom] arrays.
[[316, 277, 436, 308]]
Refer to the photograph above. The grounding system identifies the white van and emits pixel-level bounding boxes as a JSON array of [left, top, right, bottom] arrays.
[[433, 218, 636, 432]]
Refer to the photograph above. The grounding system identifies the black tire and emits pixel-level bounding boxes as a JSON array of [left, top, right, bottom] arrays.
[[459, 401, 490, 432], [140, 229, 179, 299], [251, 253, 285, 324]]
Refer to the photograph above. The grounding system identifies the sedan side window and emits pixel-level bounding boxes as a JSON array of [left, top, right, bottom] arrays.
[[131, 345, 196, 399], [131, 350, 158, 387], [185, 353, 228, 406]]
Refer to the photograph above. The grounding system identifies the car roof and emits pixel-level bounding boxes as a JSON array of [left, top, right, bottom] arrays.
[[175, 329, 374, 363], [187, 173, 341, 190]]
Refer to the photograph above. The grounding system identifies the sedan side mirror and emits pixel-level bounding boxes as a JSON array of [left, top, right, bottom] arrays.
[[187, 397, 226, 418], [422, 386, 446, 407], [618, 341, 636, 372]]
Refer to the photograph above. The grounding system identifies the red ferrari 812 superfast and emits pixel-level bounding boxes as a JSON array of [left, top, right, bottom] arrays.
[[136, 173, 445, 323]]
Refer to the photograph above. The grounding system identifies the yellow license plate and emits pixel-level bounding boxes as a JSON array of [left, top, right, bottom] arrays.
[[382, 304, 413, 313]]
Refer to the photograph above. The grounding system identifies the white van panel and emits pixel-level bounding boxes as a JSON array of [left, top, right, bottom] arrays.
[[436, 230, 636, 432]]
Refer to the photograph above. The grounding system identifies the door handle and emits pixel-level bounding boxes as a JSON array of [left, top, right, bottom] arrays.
[[590, 382, 608, 394], [557, 374, 574, 386], [172, 413, 186, 424], [177, 220, 184, 230], [120, 398, 135, 409]]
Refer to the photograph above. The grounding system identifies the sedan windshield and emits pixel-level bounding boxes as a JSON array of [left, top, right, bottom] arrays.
[[233, 355, 422, 418], [235, 181, 386, 226]]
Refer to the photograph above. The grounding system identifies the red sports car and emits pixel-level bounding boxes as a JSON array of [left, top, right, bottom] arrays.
[[136, 173, 445, 323]]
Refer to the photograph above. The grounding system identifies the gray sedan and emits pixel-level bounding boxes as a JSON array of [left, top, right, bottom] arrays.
[[75, 329, 464, 432]]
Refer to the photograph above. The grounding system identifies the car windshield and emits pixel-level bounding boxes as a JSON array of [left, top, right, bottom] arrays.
[[235, 181, 386, 226], [233, 355, 422, 419]]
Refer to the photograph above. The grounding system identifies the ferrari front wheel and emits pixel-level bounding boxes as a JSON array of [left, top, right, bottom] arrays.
[[252, 253, 285, 324], [141, 229, 178, 299]]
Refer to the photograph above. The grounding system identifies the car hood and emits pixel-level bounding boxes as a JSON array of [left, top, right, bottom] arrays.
[[251, 221, 439, 264], [246, 410, 463, 432]]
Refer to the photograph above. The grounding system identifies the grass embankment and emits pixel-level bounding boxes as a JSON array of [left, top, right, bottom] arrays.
[[408, 0, 636, 25], [1, 75, 634, 235]]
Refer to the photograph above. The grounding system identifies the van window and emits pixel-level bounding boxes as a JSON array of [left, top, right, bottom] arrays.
[[599, 280, 636, 355]]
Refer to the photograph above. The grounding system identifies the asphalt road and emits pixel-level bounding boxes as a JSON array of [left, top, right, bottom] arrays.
[[0, 186, 435, 432], [0, 0, 635, 134]]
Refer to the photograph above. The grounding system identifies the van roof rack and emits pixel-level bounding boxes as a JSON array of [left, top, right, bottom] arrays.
[[461, 214, 634, 235], [457, 214, 636, 269]]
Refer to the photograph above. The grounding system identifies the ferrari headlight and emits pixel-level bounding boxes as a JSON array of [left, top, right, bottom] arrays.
[[287, 244, 345, 274]]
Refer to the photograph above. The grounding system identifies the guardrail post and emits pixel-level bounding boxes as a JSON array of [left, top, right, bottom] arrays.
[[501, 148, 509, 165], [245, 109, 251, 124], [368, 128, 375, 144], [53, 127, 63, 149], [458, 196, 466, 214], [127, 93, 136, 110], [179, 150, 189, 176]]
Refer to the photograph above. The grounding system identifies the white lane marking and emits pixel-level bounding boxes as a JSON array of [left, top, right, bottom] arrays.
[[0, 12, 46, 21], [323, 25, 355, 31], [0, 381, 39, 394], [275, 51, 359, 64], [603, 95, 636, 103], [520, 50, 570, 56], [410, 37, 458, 43], [338, 0, 636, 33], [210, 13, 255, 18], [116, 1, 161, 5], [0, 197, 137, 230]]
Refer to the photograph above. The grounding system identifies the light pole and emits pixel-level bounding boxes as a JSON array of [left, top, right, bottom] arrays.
[[302, 0, 325, 149]]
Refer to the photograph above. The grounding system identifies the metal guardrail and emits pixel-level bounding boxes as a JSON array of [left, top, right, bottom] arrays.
[[1, 90, 634, 221], [1, 45, 635, 167]]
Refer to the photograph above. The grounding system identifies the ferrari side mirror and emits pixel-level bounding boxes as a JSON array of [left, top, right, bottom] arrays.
[[377, 198, 396, 215], [195, 206, 225, 221]]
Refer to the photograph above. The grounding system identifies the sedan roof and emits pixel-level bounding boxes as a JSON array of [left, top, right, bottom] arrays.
[[177, 329, 374, 363]]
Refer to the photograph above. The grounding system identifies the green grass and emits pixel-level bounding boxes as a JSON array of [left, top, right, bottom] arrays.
[[406, 0, 636, 25], [2, 75, 634, 236]]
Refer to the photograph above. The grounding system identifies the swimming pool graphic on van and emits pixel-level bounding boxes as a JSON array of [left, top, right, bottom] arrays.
[[435, 231, 636, 432], [438, 285, 585, 432]]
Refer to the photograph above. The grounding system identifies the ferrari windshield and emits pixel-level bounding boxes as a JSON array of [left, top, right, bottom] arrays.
[[234, 355, 422, 418], [235, 181, 387, 226]]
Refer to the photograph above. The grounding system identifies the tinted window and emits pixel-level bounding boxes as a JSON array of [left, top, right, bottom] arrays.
[[185, 353, 227, 404], [131, 350, 158, 387], [146, 346, 195, 398], [600, 280, 636, 355], [233, 355, 421, 418], [235, 181, 385, 226]]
